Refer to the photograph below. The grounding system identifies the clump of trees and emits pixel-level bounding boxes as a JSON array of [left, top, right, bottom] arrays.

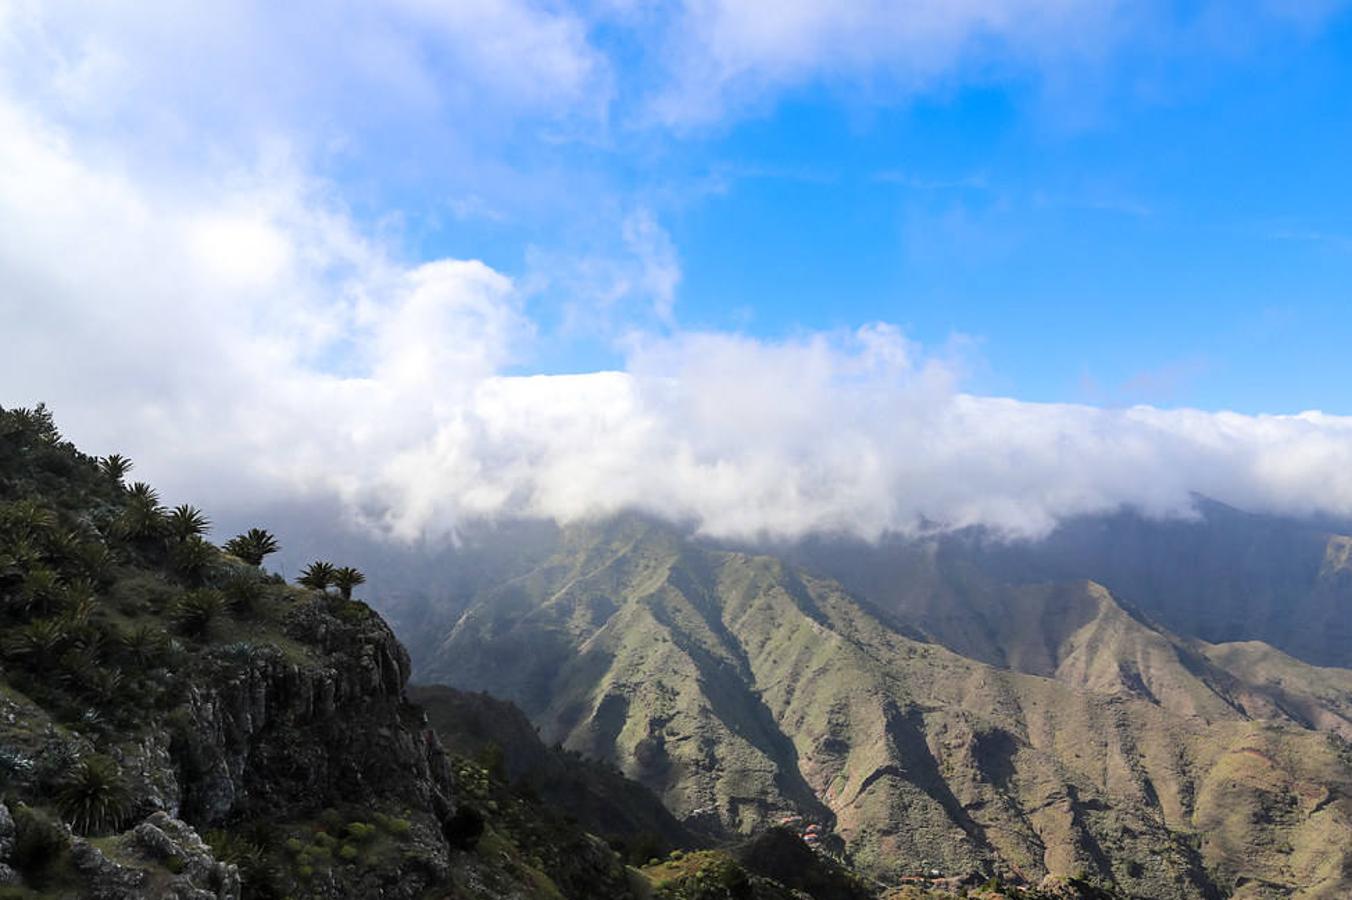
[[298, 561, 367, 601]]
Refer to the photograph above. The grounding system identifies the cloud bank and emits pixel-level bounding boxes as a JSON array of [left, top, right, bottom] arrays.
[[4, 1, 1352, 545], [5, 76, 1352, 544]]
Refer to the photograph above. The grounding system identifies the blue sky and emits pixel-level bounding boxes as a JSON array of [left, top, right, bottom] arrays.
[[6, 1, 1352, 540], [280, 0, 1352, 414]]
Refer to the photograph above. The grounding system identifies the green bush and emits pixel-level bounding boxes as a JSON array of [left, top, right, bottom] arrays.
[[345, 821, 376, 843], [10, 803, 70, 880]]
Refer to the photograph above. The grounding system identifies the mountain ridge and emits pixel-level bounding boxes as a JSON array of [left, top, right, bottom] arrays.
[[409, 514, 1352, 898]]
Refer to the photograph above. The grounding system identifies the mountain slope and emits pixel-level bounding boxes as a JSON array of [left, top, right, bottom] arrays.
[[785, 500, 1352, 669], [411, 516, 1352, 899]]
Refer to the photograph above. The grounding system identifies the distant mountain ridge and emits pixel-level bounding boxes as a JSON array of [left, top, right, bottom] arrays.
[[406, 513, 1352, 898]]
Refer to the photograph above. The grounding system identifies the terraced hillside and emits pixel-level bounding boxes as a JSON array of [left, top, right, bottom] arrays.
[[412, 516, 1352, 899]]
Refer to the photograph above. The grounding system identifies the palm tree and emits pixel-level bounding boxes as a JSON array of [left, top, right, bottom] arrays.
[[125, 482, 160, 506], [333, 566, 366, 601], [75, 541, 117, 586], [171, 536, 215, 586], [298, 561, 337, 593], [19, 566, 65, 618], [3, 618, 72, 670], [120, 624, 169, 668], [98, 454, 132, 484], [119, 483, 164, 541], [172, 589, 226, 640], [223, 528, 280, 566], [56, 755, 132, 835], [2, 499, 58, 539], [166, 505, 211, 541], [62, 578, 99, 626]]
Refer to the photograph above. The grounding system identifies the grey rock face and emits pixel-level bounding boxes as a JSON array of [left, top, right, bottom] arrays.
[[0, 800, 14, 861]]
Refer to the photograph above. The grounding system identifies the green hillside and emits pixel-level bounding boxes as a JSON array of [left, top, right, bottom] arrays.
[[414, 516, 1352, 899]]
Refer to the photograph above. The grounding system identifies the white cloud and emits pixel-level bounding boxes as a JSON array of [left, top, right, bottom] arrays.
[[5, 1, 1352, 550]]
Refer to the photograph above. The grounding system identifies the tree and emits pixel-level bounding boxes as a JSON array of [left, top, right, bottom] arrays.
[[223, 528, 280, 567], [118, 483, 165, 541], [3, 618, 72, 671], [19, 566, 64, 618], [125, 482, 160, 506], [333, 566, 366, 601], [172, 589, 225, 640], [56, 755, 132, 835], [170, 536, 215, 586], [98, 454, 132, 484], [165, 505, 210, 541], [298, 561, 336, 593], [1, 499, 58, 539]]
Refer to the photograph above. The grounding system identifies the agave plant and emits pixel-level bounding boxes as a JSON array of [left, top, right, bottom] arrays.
[[56, 755, 132, 835], [298, 560, 337, 593], [98, 453, 133, 484], [165, 504, 211, 541], [222, 528, 280, 567], [333, 566, 366, 601]]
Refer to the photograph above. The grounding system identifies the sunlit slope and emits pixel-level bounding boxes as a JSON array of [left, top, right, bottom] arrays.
[[413, 516, 1352, 898]]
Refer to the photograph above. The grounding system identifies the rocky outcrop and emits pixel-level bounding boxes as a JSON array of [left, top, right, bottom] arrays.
[[0, 801, 18, 886], [169, 599, 454, 833], [68, 812, 240, 900]]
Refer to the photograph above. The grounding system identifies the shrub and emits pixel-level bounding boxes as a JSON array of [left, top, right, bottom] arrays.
[[373, 813, 411, 837], [206, 829, 283, 899], [10, 803, 70, 881], [345, 821, 376, 843]]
